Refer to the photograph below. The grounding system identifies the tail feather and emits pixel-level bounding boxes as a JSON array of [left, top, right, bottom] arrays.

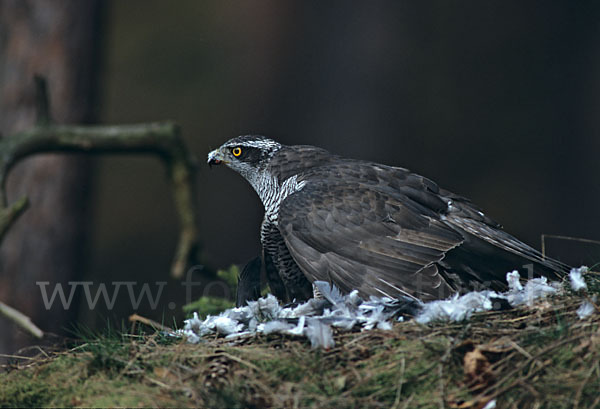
[[440, 216, 569, 294]]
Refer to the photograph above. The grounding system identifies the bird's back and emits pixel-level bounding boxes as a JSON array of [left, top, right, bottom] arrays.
[[271, 145, 568, 300]]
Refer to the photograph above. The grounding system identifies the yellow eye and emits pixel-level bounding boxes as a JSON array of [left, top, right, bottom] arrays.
[[232, 147, 242, 157]]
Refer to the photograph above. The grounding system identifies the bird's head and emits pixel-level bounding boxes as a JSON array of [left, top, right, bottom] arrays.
[[209, 135, 338, 210], [207, 135, 282, 185]]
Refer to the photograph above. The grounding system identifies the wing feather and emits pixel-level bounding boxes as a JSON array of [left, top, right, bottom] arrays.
[[278, 179, 464, 301]]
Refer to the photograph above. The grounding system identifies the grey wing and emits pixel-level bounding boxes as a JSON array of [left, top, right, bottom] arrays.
[[277, 180, 465, 301]]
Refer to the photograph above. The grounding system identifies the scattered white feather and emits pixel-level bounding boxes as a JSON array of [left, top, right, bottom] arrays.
[[305, 319, 335, 349], [415, 291, 497, 324], [415, 270, 562, 324], [177, 281, 417, 348], [506, 270, 523, 291], [314, 280, 344, 305], [576, 294, 597, 320], [286, 315, 307, 336], [507, 276, 561, 307], [577, 301, 595, 320], [178, 267, 590, 348], [262, 320, 296, 335], [213, 316, 244, 335], [569, 266, 589, 292], [482, 399, 496, 409]]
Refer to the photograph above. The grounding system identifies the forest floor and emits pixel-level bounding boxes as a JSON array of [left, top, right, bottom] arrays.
[[1, 272, 599, 409]]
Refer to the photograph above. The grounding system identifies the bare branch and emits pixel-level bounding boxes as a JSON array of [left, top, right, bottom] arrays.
[[0, 122, 200, 278], [0, 301, 43, 339]]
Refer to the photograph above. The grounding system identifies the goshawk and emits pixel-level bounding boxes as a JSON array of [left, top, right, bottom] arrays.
[[208, 136, 568, 303]]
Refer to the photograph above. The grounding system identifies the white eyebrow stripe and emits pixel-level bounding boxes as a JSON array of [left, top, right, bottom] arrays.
[[223, 139, 281, 150]]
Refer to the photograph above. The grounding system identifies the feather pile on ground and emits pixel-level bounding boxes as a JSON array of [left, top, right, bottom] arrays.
[[179, 267, 592, 348]]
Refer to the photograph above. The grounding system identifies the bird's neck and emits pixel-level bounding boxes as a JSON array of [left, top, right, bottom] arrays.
[[248, 169, 279, 212], [249, 169, 306, 223]]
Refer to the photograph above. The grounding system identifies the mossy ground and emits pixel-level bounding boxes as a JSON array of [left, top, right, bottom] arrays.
[[1, 273, 600, 408]]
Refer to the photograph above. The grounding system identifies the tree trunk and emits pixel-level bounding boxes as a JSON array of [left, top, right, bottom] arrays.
[[0, 0, 103, 356]]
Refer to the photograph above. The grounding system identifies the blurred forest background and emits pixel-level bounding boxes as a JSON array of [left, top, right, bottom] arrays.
[[1, 1, 599, 358]]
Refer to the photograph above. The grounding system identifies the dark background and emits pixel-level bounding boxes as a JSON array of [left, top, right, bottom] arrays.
[[2, 1, 600, 344], [95, 1, 599, 277]]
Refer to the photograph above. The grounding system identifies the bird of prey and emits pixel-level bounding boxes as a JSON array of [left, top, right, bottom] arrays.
[[208, 136, 569, 304]]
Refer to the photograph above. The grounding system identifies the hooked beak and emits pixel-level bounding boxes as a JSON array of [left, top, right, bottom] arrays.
[[207, 148, 225, 168]]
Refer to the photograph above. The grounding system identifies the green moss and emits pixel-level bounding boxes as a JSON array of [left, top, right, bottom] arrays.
[[216, 264, 239, 289], [182, 295, 235, 318], [0, 355, 79, 408], [182, 264, 239, 318]]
